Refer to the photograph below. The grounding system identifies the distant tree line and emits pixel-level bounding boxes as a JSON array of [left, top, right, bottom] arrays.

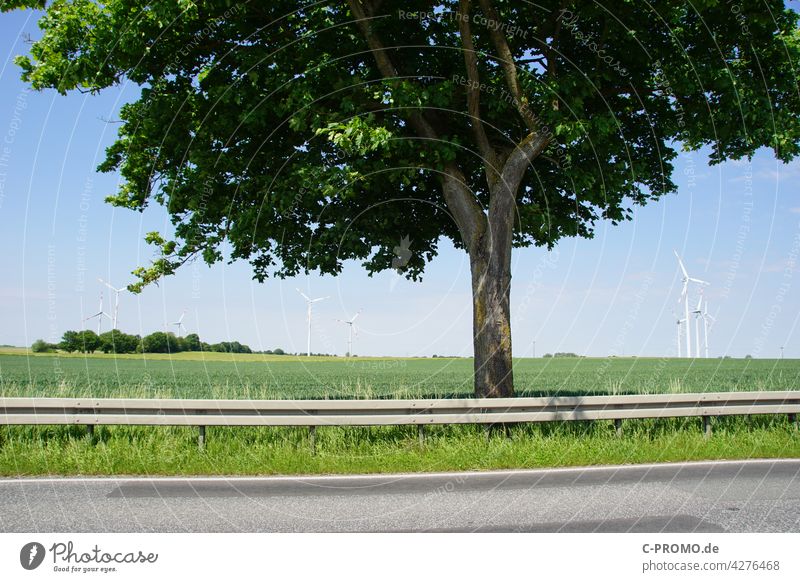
[[31, 330, 259, 355], [541, 352, 581, 358]]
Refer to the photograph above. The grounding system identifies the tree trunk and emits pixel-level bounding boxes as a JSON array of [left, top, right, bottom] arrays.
[[470, 246, 514, 398]]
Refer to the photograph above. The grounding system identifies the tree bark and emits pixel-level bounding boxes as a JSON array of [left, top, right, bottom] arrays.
[[470, 232, 514, 398]]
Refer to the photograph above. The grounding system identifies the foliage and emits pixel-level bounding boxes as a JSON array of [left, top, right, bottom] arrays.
[[60, 330, 102, 353], [141, 331, 181, 354], [4, 0, 798, 288], [183, 333, 201, 352], [206, 341, 252, 354], [31, 339, 55, 353], [59, 330, 82, 353], [99, 330, 141, 354], [78, 331, 102, 353]]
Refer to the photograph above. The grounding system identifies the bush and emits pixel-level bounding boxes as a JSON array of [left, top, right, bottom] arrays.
[[31, 339, 55, 353]]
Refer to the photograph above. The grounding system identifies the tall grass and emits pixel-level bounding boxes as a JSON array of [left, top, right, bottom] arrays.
[[0, 415, 797, 476]]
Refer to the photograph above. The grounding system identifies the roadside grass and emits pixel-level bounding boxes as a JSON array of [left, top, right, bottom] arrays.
[[0, 416, 797, 476]]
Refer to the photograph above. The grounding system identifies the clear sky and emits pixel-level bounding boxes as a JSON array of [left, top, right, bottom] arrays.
[[0, 7, 798, 358]]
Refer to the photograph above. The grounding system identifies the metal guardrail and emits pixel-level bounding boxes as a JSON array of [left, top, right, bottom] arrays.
[[1, 391, 798, 448]]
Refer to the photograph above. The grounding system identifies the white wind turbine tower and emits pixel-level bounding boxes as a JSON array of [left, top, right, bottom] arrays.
[[171, 309, 188, 336], [691, 295, 702, 358], [674, 250, 709, 358], [336, 310, 361, 357], [97, 277, 125, 330], [296, 289, 329, 357], [83, 292, 111, 334], [672, 309, 686, 357], [700, 294, 715, 359]]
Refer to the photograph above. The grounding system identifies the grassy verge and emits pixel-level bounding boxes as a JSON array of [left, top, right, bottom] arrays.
[[1, 416, 797, 476]]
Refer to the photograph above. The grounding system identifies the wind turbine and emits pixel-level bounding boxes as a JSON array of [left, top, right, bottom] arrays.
[[83, 292, 111, 334], [701, 298, 715, 359], [692, 295, 703, 358], [672, 309, 686, 357], [97, 277, 125, 330], [296, 289, 329, 357], [674, 250, 709, 358], [171, 309, 188, 336], [336, 310, 361, 357]]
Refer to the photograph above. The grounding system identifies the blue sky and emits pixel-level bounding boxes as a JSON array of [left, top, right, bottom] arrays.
[[0, 8, 798, 358]]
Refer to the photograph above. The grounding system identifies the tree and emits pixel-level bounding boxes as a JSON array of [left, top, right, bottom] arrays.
[[99, 330, 141, 354], [141, 331, 181, 353], [31, 339, 54, 353], [7, 1, 800, 396], [60, 331, 81, 353], [183, 333, 202, 352], [76, 330, 101, 354]]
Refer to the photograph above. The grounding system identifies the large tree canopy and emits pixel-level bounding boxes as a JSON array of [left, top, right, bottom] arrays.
[[5, 0, 800, 395]]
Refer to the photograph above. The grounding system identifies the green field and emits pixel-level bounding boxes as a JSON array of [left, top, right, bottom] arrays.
[[0, 352, 797, 476], [1, 352, 798, 399]]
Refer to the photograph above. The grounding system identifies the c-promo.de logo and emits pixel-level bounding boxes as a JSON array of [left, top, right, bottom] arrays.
[[20, 542, 46, 570]]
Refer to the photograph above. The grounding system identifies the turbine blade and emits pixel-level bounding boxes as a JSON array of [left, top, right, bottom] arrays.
[[295, 288, 311, 302], [674, 250, 689, 278], [688, 277, 710, 286]]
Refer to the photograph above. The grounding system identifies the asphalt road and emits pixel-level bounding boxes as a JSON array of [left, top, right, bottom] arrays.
[[1, 460, 798, 532]]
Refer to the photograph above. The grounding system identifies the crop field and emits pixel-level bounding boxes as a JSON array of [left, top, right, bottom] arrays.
[[1, 352, 798, 476], [1, 352, 798, 399]]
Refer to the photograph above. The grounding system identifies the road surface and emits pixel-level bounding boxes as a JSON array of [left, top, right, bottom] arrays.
[[1, 459, 798, 532]]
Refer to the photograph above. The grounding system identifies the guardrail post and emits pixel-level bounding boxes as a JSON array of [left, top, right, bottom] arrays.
[[418, 425, 425, 447], [309, 426, 316, 455], [198, 426, 206, 450], [789, 413, 798, 430], [614, 419, 623, 438], [86, 424, 94, 439], [703, 416, 712, 438]]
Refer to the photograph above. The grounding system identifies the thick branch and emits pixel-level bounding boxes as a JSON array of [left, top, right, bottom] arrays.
[[501, 131, 550, 195], [347, 0, 487, 249], [442, 162, 487, 254], [346, 0, 438, 141], [457, 0, 499, 187], [477, 0, 539, 132], [485, 131, 550, 269]]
